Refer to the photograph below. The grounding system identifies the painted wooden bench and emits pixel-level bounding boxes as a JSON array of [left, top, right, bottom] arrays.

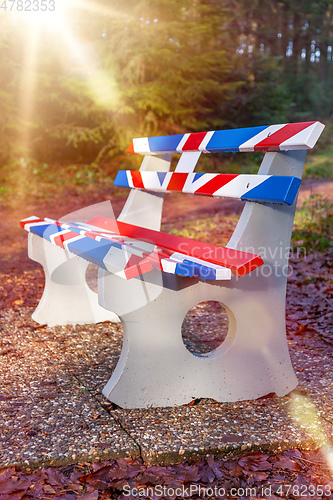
[[21, 121, 325, 408]]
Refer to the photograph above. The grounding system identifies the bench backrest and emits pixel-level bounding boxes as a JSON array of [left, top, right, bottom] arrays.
[[116, 120, 325, 275], [126, 121, 324, 154], [117, 121, 324, 206]]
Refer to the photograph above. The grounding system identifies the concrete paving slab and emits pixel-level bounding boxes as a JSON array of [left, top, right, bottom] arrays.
[[0, 306, 332, 472]]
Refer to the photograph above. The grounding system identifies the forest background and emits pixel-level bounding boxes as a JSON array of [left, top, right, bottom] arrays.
[[0, 0, 333, 203]]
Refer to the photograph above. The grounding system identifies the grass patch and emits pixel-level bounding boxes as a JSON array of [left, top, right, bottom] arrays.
[[304, 149, 333, 178], [292, 194, 333, 252], [162, 214, 238, 247]]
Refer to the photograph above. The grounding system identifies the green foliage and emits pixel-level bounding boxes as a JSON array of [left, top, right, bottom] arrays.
[[0, 0, 332, 170], [292, 195, 333, 252], [304, 123, 333, 178], [98, 0, 242, 138], [222, 54, 291, 127], [162, 213, 237, 247]]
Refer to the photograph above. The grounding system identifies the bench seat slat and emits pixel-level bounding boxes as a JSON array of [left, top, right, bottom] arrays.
[[20, 216, 263, 278], [87, 216, 263, 277], [127, 121, 324, 155], [114, 171, 301, 205], [20, 216, 234, 280]]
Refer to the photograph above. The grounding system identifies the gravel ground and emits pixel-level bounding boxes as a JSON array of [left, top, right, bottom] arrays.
[[0, 296, 332, 472]]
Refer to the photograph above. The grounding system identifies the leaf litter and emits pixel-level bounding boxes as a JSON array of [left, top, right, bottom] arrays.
[[1, 450, 333, 499]]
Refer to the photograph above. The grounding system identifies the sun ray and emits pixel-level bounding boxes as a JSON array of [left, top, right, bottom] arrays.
[[290, 393, 333, 476], [18, 23, 39, 155], [2, 0, 124, 189]]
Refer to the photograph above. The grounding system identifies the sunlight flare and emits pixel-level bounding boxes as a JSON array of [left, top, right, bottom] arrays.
[[2, 0, 123, 168], [290, 393, 333, 476]]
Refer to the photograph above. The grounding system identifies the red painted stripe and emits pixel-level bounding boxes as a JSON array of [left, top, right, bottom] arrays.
[[166, 172, 188, 191], [126, 140, 135, 154], [195, 174, 239, 195], [254, 122, 315, 151], [130, 171, 145, 189], [20, 217, 44, 229], [84, 232, 98, 240], [182, 132, 208, 151], [124, 255, 153, 280], [53, 230, 79, 248], [88, 216, 263, 276]]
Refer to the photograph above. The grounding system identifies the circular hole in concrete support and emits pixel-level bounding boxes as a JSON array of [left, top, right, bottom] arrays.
[[181, 300, 229, 356]]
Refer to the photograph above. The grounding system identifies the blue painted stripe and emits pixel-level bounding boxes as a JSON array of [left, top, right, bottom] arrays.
[[183, 259, 217, 280], [175, 261, 194, 278], [283, 177, 302, 204], [30, 224, 61, 241], [114, 170, 130, 188], [148, 134, 184, 153], [173, 259, 218, 280], [193, 172, 204, 182], [66, 237, 116, 269], [157, 171, 167, 185], [205, 126, 268, 152], [65, 226, 123, 252], [241, 176, 301, 205]]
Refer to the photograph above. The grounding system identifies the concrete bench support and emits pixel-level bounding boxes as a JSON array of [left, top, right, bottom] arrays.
[[27, 155, 171, 326], [100, 150, 305, 408]]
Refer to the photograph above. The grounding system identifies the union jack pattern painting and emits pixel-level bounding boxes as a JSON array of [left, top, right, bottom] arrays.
[[20, 216, 235, 281], [114, 171, 302, 205], [126, 121, 325, 155], [20, 215, 264, 281]]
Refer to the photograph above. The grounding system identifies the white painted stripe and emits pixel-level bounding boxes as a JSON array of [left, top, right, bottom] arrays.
[[198, 131, 215, 152], [126, 171, 135, 189], [160, 171, 173, 190], [239, 124, 286, 152], [21, 216, 41, 223], [163, 252, 231, 280], [140, 172, 167, 190], [23, 220, 50, 230], [279, 122, 326, 150], [161, 259, 176, 274], [176, 133, 190, 152], [133, 137, 151, 154], [175, 151, 202, 173], [182, 173, 219, 193], [170, 252, 229, 271], [49, 229, 72, 245], [213, 174, 271, 198], [216, 268, 232, 280]]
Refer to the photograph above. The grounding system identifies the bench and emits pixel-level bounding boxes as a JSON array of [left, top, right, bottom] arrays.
[[21, 121, 325, 408]]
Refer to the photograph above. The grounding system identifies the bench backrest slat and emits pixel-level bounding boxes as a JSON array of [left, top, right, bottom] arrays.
[[126, 121, 324, 155], [114, 171, 301, 205]]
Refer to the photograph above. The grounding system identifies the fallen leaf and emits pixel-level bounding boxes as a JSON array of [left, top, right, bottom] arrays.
[[295, 324, 308, 334], [78, 492, 99, 500], [43, 484, 57, 494]]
